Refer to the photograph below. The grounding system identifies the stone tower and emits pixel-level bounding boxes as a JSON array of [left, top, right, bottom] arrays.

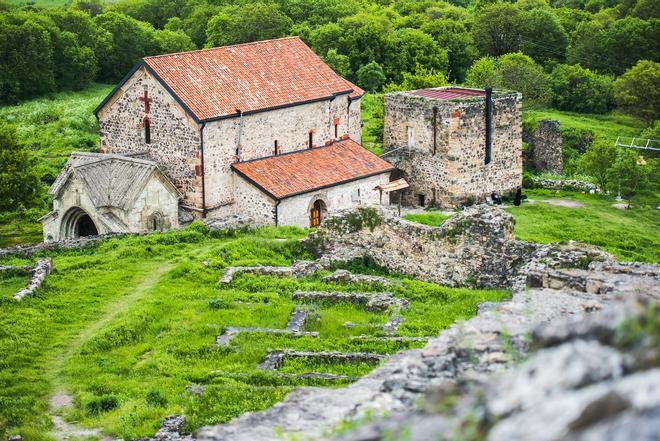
[[383, 87, 522, 208]]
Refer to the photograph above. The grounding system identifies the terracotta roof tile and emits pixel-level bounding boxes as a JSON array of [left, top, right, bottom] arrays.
[[232, 139, 393, 200], [143, 37, 364, 121]]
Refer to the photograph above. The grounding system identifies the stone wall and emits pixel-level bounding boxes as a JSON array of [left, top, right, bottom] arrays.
[[304, 205, 611, 289], [383, 90, 522, 207], [232, 175, 276, 225], [98, 67, 202, 207], [203, 96, 362, 213], [276, 173, 389, 229], [530, 119, 563, 174]]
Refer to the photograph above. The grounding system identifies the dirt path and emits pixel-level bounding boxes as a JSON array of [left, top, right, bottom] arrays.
[[47, 261, 175, 440]]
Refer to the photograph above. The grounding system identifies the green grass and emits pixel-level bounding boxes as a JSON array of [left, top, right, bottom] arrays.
[[402, 212, 452, 227], [0, 224, 508, 439], [0, 270, 27, 300], [0, 84, 113, 184], [508, 189, 660, 263], [523, 108, 646, 144], [0, 218, 43, 248]]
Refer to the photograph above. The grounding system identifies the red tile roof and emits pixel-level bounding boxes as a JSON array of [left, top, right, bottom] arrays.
[[143, 37, 364, 122], [410, 87, 486, 100], [232, 139, 394, 200]]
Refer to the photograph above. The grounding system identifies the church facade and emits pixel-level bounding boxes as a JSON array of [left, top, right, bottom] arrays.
[[43, 37, 393, 240]]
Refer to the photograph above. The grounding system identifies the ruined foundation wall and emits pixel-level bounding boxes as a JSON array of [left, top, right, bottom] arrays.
[[383, 92, 522, 207]]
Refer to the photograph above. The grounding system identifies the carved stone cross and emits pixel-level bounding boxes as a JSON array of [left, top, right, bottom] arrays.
[[139, 90, 152, 113]]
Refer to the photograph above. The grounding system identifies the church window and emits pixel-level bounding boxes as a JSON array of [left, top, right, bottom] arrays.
[[407, 126, 414, 148], [308, 131, 313, 148], [274, 140, 279, 155], [143, 117, 151, 144]]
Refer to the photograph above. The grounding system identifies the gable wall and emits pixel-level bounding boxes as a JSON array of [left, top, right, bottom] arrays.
[[203, 96, 362, 213], [97, 67, 203, 208]]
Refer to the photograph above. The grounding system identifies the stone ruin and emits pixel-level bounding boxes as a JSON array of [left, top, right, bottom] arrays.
[[528, 119, 564, 174], [1, 258, 53, 301], [174, 205, 657, 441]]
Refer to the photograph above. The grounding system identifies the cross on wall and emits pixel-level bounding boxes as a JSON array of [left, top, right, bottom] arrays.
[[139, 90, 152, 113]]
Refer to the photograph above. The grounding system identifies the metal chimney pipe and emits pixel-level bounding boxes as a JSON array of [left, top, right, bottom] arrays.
[[485, 87, 493, 165]]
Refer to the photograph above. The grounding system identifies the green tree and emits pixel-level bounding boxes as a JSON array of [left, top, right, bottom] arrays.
[[153, 29, 195, 54], [548, 64, 613, 113], [473, 3, 524, 56], [497, 52, 550, 105], [205, 3, 293, 48], [421, 18, 477, 82], [390, 66, 448, 91], [69, 0, 104, 17], [520, 8, 568, 64], [606, 149, 649, 206], [579, 138, 618, 191], [182, 4, 219, 48], [391, 28, 449, 84], [0, 123, 42, 211], [603, 17, 659, 75], [0, 19, 56, 102], [93, 11, 156, 82], [465, 56, 501, 87], [323, 49, 352, 79], [356, 61, 386, 92], [614, 60, 660, 124]]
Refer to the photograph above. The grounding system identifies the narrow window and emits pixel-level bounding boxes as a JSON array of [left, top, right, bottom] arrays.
[[407, 126, 414, 148], [144, 117, 151, 144], [334, 122, 339, 138], [308, 131, 313, 149], [274, 140, 279, 155], [418, 194, 425, 207]]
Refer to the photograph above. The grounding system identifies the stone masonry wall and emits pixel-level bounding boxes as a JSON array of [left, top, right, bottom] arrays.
[[98, 67, 202, 207], [383, 91, 522, 207], [531, 119, 563, 174], [232, 175, 276, 225], [276, 173, 389, 228], [203, 96, 362, 213]]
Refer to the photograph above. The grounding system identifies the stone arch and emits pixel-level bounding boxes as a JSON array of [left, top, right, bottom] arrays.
[[308, 198, 328, 228], [60, 207, 98, 239], [146, 211, 165, 231]]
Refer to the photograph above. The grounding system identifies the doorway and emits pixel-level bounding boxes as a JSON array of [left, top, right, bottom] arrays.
[[309, 199, 326, 227]]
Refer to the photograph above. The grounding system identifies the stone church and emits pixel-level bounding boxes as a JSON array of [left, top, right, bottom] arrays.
[[41, 36, 522, 242]]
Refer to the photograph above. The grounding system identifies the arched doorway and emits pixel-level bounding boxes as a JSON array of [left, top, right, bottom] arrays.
[[309, 199, 327, 228], [60, 207, 99, 239]]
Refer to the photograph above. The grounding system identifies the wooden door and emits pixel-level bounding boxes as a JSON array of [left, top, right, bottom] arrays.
[[310, 201, 322, 227]]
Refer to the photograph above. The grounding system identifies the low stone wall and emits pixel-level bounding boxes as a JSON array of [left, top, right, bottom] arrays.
[[530, 176, 600, 193], [303, 206, 611, 289], [13, 258, 53, 301]]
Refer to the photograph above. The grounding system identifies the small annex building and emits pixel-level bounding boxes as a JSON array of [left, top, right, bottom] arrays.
[[44, 36, 394, 241], [41, 153, 180, 241]]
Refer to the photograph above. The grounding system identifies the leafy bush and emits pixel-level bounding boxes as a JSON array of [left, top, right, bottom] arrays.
[[146, 390, 168, 408], [86, 394, 119, 415], [208, 298, 231, 310], [614, 60, 660, 124], [549, 64, 614, 114]]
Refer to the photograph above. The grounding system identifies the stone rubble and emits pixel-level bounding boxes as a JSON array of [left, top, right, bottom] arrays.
[[292, 290, 408, 312], [204, 215, 254, 232], [219, 260, 322, 284], [530, 176, 600, 193], [285, 306, 309, 332], [215, 326, 318, 347], [13, 258, 53, 301], [257, 350, 387, 371], [191, 206, 659, 441], [529, 119, 563, 174], [323, 269, 395, 287]]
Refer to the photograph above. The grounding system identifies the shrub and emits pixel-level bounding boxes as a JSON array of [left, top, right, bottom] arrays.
[[208, 298, 231, 310], [145, 390, 167, 408], [614, 60, 660, 124], [86, 394, 119, 415], [548, 64, 614, 114]]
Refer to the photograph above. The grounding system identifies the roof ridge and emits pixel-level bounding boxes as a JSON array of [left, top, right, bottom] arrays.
[[143, 36, 303, 61]]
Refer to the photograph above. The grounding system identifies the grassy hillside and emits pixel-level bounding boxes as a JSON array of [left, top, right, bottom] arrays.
[[0, 84, 112, 184], [0, 225, 508, 439]]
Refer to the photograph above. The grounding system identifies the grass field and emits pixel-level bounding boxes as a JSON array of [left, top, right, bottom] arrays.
[[402, 211, 452, 227], [507, 189, 660, 263], [0, 84, 112, 184], [523, 108, 646, 144], [0, 225, 508, 439]]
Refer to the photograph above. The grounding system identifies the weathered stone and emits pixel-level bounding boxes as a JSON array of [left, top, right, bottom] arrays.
[[215, 326, 318, 347], [292, 290, 408, 312], [530, 119, 563, 174], [14, 258, 53, 301], [530, 176, 599, 193], [286, 306, 309, 332], [257, 350, 387, 371], [323, 269, 394, 287]]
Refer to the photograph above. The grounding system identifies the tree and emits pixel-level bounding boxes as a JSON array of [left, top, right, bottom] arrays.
[[520, 8, 568, 64], [356, 61, 386, 92], [548, 64, 613, 113], [395, 66, 448, 91], [323, 49, 352, 79], [0, 19, 56, 103], [205, 3, 293, 48], [421, 18, 477, 82], [472, 3, 524, 56], [496, 52, 550, 105], [69, 0, 104, 17], [391, 28, 449, 84], [606, 149, 649, 207], [580, 138, 617, 191], [614, 60, 660, 124], [93, 12, 156, 82], [153, 29, 195, 54], [603, 18, 659, 75], [182, 4, 219, 48], [0, 123, 42, 211], [465, 56, 500, 88]]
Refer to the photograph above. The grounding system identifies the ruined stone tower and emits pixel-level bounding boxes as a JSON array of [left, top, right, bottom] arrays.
[[383, 87, 522, 208]]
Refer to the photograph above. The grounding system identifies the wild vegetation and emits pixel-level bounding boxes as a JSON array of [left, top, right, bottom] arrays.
[[0, 224, 509, 439]]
